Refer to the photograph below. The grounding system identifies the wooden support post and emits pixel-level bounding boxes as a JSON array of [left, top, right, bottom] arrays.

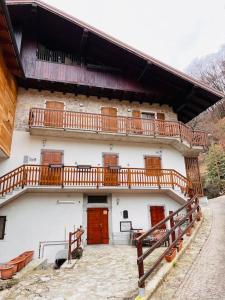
[[68, 232, 72, 262], [137, 239, 145, 289], [127, 169, 131, 189], [170, 170, 174, 189], [169, 211, 176, 243]]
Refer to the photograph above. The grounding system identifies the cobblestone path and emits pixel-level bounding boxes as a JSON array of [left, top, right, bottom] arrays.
[[0, 245, 165, 300], [152, 197, 225, 300]]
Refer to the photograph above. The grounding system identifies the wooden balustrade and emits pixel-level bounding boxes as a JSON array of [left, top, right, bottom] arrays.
[[68, 227, 84, 262], [136, 195, 201, 291], [29, 108, 208, 148], [0, 165, 192, 197]]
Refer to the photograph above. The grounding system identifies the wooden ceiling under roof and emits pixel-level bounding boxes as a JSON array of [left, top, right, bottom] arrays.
[[0, 0, 23, 77], [6, 0, 224, 122]]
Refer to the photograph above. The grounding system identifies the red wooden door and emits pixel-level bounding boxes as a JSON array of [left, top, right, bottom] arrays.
[[44, 101, 64, 127], [103, 154, 119, 186], [150, 206, 166, 229], [101, 107, 117, 132], [40, 150, 63, 185], [87, 208, 109, 244]]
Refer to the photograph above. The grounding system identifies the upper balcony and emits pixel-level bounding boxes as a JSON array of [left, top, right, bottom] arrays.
[[29, 108, 208, 154]]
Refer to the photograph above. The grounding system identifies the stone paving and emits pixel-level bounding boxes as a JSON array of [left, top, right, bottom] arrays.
[[151, 198, 224, 300], [0, 245, 165, 300]]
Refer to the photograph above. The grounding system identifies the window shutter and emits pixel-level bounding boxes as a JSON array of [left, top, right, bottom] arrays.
[[156, 113, 165, 120]]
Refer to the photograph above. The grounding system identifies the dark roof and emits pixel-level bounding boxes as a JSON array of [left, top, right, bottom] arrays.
[[6, 0, 224, 122], [0, 0, 23, 76]]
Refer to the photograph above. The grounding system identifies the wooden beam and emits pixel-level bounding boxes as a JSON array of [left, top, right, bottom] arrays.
[[175, 85, 197, 112], [80, 28, 89, 60], [137, 61, 152, 81]]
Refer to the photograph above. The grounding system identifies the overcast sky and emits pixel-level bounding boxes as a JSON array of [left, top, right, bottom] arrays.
[[44, 0, 225, 72]]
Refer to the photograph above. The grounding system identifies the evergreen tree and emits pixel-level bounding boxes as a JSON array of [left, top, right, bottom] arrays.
[[204, 144, 225, 197]]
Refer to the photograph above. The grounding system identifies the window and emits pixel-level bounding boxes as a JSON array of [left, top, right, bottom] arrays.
[[0, 216, 6, 240], [123, 210, 129, 219], [141, 112, 155, 120], [88, 196, 107, 204]]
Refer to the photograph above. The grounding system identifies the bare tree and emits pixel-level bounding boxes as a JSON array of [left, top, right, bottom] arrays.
[[186, 44, 225, 93]]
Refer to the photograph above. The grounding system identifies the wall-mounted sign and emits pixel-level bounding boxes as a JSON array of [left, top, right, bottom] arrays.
[[120, 221, 132, 232]]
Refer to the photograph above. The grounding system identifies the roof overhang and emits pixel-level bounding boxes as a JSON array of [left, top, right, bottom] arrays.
[[6, 0, 224, 122], [0, 0, 24, 77]]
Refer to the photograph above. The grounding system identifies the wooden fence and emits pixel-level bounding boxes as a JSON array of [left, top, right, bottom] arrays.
[[136, 194, 201, 292], [0, 165, 192, 197], [29, 108, 208, 148], [68, 227, 84, 262]]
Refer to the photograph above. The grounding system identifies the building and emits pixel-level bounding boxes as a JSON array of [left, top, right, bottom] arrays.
[[0, 0, 223, 263]]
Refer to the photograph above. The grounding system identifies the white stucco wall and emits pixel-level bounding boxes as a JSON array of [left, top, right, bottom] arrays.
[[0, 192, 83, 263], [0, 131, 186, 177], [0, 190, 181, 263], [111, 193, 180, 243]]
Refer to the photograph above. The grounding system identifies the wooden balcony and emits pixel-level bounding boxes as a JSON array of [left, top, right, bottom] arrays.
[[0, 165, 192, 197], [29, 108, 208, 151]]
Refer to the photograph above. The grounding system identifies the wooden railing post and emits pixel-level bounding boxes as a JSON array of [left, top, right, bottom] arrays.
[[22, 165, 27, 189], [157, 170, 161, 189], [137, 239, 145, 295], [127, 168, 131, 188], [187, 201, 193, 224], [170, 170, 174, 189], [169, 211, 175, 243], [68, 232, 72, 262]]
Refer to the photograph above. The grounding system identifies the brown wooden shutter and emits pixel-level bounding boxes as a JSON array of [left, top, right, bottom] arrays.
[[131, 110, 142, 133], [145, 156, 161, 176], [45, 101, 64, 127], [156, 113, 165, 120], [101, 107, 117, 132], [156, 113, 165, 135], [103, 153, 118, 167], [103, 153, 118, 186], [40, 150, 63, 185]]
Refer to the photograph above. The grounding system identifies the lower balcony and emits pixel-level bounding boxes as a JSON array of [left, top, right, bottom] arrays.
[[29, 108, 208, 154], [0, 165, 192, 197]]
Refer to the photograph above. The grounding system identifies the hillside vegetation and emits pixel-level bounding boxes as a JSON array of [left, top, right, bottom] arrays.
[[187, 44, 225, 198]]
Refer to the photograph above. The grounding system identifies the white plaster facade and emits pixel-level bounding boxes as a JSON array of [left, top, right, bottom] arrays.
[[0, 88, 192, 264], [0, 191, 180, 263]]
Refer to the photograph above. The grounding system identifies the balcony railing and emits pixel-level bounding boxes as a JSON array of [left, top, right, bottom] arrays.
[[29, 108, 208, 148], [0, 165, 192, 197]]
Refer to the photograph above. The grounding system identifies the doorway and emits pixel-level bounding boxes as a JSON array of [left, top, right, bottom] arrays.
[[87, 207, 109, 244], [103, 153, 119, 186], [150, 205, 166, 229], [101, 107, 117, 132], [40, 150, 63, 185], [44, 101, 64, 127]]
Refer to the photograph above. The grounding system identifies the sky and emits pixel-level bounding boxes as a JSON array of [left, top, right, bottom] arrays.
[[44, 0, 225, 72]]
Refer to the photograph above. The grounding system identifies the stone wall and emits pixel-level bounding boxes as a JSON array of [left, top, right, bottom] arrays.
[[15, 88, 178, 131]]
